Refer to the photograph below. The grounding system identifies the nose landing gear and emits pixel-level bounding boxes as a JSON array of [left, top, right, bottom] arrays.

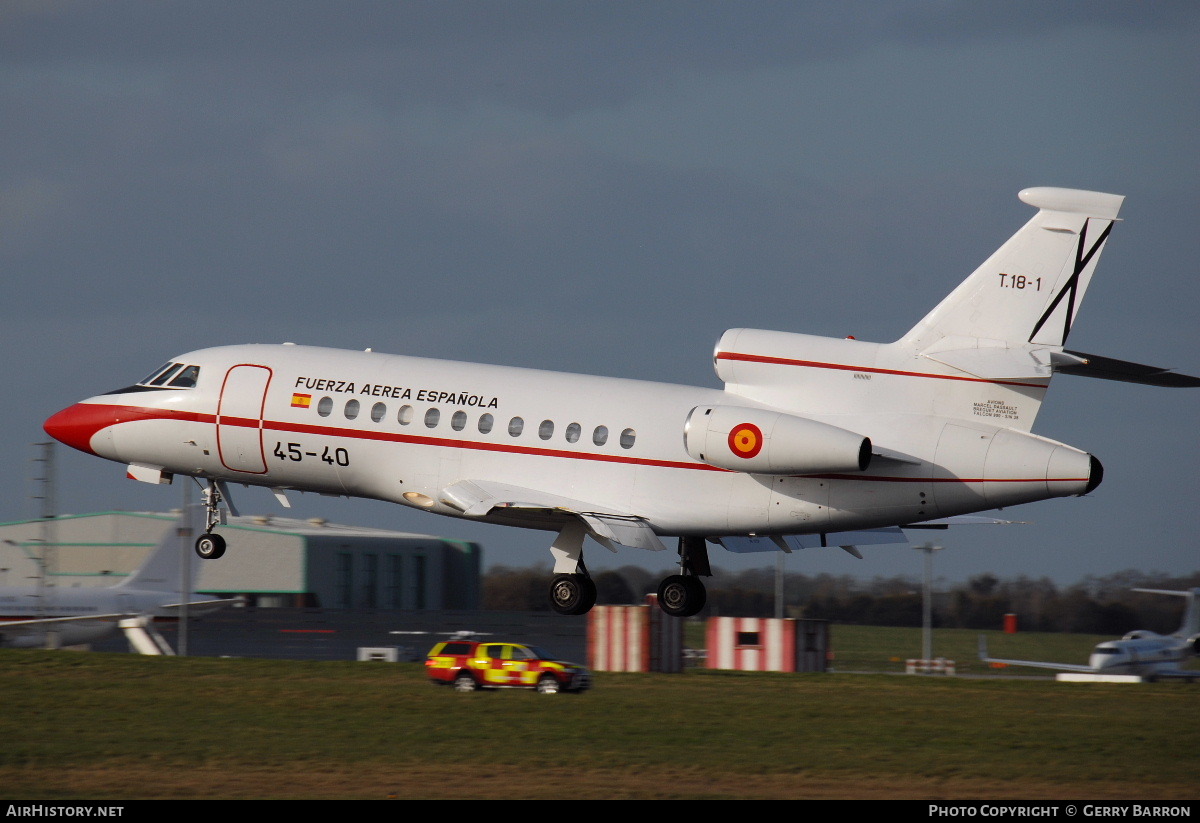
[[194, 531, 227, 560], [194, 480, 232, 560]]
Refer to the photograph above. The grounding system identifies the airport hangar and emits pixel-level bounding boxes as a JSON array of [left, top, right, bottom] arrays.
[[0, 510, 481, 611]]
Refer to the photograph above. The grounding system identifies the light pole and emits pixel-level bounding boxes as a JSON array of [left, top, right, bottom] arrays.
[[913, 543, 944, 662]]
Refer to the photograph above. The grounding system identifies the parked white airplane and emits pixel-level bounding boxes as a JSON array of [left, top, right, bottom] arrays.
[[980, 588, 1200, 680], [0, 506, 229, 651], [43, 188, 1198, 617]]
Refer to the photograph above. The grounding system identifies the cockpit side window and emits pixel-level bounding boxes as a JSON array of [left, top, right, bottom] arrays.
[[169, 364, 200, 388]]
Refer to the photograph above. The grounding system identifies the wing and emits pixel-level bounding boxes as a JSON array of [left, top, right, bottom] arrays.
[[0, 612, 132, 628], [440, 479, 668, 552], [156, 598, 240, 615], [718, 527, 909, 559], [977, 635, 1095, 673]]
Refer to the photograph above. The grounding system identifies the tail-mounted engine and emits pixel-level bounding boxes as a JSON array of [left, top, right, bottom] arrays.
[[684, 405, 871, 475], [1186, 634, 1200, 658]]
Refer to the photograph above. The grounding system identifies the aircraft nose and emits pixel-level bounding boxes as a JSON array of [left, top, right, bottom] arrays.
[[43, 403, 118, 456]]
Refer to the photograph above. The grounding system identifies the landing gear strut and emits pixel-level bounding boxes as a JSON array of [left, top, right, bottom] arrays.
[[546, 521, 597, 616], [194, 480, 228, 560]]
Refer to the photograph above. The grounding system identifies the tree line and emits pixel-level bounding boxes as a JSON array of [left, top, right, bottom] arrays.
[[482, 565, 1200, 634]]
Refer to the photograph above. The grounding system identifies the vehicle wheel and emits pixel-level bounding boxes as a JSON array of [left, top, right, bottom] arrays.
[[194, 533, 226, 560], [549, 574, 597, 616], [536, 674, 561, 694], [453, 671, 478, 692], [658, 574, 706, 617]]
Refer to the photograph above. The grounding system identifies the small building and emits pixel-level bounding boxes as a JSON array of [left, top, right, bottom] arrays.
[[0, 511, 480, 610], [706, 616, 829, 673]]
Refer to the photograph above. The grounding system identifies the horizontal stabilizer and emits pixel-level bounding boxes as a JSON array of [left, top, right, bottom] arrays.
[[1055, 350, 1200, 387]]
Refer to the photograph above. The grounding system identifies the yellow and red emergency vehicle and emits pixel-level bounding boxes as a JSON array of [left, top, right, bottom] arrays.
[[426, 640, 591, 694]]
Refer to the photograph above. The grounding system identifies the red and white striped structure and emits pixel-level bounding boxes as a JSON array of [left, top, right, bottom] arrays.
[[588, 595, 683, 673], [706, 617, 828, 672]]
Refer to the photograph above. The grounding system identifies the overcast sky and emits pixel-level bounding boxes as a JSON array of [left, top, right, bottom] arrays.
[[3, 1, 1197, 587]]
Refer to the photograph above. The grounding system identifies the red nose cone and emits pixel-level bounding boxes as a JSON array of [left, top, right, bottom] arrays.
[[43, 403, 116, 456]]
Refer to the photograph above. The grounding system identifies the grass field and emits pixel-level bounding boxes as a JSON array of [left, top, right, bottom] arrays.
[[1, 632, 1196, 800]]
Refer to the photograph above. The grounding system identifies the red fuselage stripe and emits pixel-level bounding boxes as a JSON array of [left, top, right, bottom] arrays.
[[715, 351, 1051, 389], [75, 404, 1084, 484]]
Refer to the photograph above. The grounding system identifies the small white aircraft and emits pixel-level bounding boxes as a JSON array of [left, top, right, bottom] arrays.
[[980, 588, 1200, 680], [43, 188, 1198, 617], [0, 506, 230, 652]]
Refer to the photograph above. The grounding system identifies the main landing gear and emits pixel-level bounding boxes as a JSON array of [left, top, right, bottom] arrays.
[[546, 521, 597, 616], [656, 536, 710, 618], [194, 480, 229, 560], [545, 526, 711, 618], [550, 570, 597, 616]]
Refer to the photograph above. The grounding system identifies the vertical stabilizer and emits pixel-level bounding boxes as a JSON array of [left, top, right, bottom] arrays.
[[118, 505, 204, 593], [901, 187, 1124, 356], [1133, 588, 1200, 637]]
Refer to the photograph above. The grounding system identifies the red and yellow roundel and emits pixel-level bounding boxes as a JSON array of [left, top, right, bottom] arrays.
[[727, 423, 764, 459]]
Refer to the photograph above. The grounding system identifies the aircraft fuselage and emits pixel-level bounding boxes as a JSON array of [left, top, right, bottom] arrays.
[[45, 341, 1096, 539]]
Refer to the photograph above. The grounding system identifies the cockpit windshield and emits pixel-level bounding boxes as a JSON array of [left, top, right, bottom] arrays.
[[104, 362, 202, 394]]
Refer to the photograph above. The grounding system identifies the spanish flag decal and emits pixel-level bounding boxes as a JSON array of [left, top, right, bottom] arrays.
[[291, 393, 313, 409], [727, 423, 763, 459]]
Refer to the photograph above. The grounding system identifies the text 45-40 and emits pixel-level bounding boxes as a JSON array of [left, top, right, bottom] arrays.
[[273, 441, 350, 466]]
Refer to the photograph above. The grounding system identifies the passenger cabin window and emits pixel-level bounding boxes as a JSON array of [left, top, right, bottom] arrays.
[[508, 417, 524, 437], [478, 413, 494, 434], [370, 402, 386, 423], [538, 420, 554, 440], [451, 411, 467, 431], [317, 397, 333, 417], [593, 425, 608, 446], [398, 405, 413, 425], [620, 428, 636, 449], [565, 423, 581, 443], [344, 399, 360, 420], [425, 408, 440, 428]]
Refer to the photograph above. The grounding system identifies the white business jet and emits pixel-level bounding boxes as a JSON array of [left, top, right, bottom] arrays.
[[43, 188, 1198, 617], [0, 506, 231, 652], [980, 588, 1200, 680]]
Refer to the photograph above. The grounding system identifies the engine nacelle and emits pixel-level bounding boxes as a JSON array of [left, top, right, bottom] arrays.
[[684, 405, 871, 475], [1186, 634, 1200, 658]]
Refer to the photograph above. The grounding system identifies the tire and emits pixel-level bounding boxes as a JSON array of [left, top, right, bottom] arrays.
[[536, 674, 561, 694], [453, 671, 478, 692], [658, 574, 706, 617], [549, 574, 597, 616], [194, 533, 226, 560]]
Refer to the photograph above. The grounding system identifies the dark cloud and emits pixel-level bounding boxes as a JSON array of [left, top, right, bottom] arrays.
[[1, 3, 1196, 582]]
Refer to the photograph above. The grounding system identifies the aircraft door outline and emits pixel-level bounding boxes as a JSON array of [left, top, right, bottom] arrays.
[[217, 364, 273, 474]]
